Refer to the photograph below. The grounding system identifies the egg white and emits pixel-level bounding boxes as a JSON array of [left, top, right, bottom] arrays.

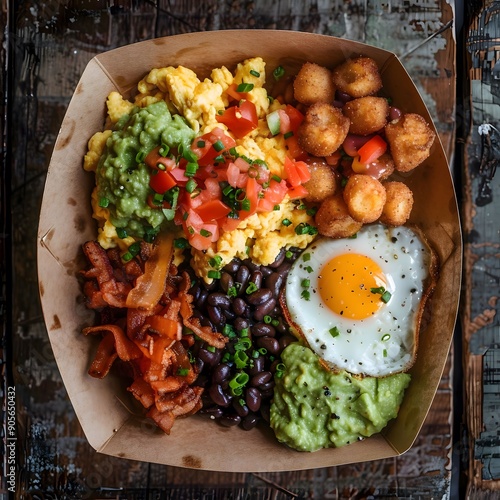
[[284, 224, 434, 377]]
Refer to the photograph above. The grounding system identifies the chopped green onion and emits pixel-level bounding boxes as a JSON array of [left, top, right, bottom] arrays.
[[234, 337, 252, 351], [383, 349, 388, 357], [282, 218, 292, 227], [207, 270, 221, 279], [285, 250, 293, 259], [229, 372, 250, 394], [263, 315, 272, 324], [121, 252, 133, 262], [305, 265, 314, 273], [283, 131, 294, 139], [237, 82, 254, 92], [370, 286, 392, 303], [234, 350, 249, 369], [222, 352, 233, 363], [240, 328, 249, 338], [246, 282, 258, 294], [223, 324, 236, 338], [381, 334, 391, 341], [213, 140, 225, 152], [240, 197, 251, 211], [227, 286, 238, 298], [135, 150, 146, 163], [381, 290, 392, 303], [185, 162, 198, 177], [143, 226, 158, 243], [301, 279, 310, 288], [329, 326, 340, 338], [306, 206, 318, 217], [99, 196, 110, 208], [197, 140, 205, 148], [295, 223, 317, 235], [153, 192, 164, 206], [271, 319, 279, 327], [301, 289, 310, 301], [159, 143, 170, 156], [273, 65, 285, 81], [271, 174, 282, 182], [177, 367, 189, 376], [208, 255, 223, 269], [185, 178, 197, 193], [258, 347, 267, 355], [273, 205, 280, 211], [207, 345, 216, 353], [302, 253, 311, 262], [182, 147, 198, 163], [200, 228, 212, 238], [174, 237, 189, 249], [116, 227, 128, 239], [250, 69, 260, 77]]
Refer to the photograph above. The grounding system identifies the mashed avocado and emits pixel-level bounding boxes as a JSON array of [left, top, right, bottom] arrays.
[[96, 100, 195, 238], [270, 343, 411, 452]]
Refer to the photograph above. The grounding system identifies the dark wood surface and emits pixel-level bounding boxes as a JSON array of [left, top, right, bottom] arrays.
[[0, 0, 496, 498]]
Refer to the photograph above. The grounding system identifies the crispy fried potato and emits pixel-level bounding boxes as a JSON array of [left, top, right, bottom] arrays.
[[332, 57, 382, 98], [385, 113, 436, 172], [379, 181, 414, 226], [298, 102, 350, 157], [343, 174, 386, 223], [303, 157, 337, 203], [315, 194, 363, 238], [293, 62, 336, 105], [343, 96, 389, 135]]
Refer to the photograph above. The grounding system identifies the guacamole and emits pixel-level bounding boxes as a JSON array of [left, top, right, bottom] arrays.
[[270, 343, 411, 452], [96, 100, 195, 238]]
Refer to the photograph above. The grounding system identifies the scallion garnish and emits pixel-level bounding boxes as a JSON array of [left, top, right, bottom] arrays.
[[207, 270, 221, 280], [174, 237, 189, 249], [250, 69, 260, 77], [99, 196, 110, 208], [200, 228, 212, 238], [329, 326, 340, 338], [273, 65, 285, 81], [282, 218, 292, 227], [237, 82, 254, 92]]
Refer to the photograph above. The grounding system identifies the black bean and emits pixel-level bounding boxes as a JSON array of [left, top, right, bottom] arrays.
[[198, 347, 221, 367], [208, 292, 231, 309], [196, 289, 208, 309], [236, 265, 250, 294], [220, 272, 234, 293], [200, 317, 215, 330], [269, 247, 286, 268], [223, 308, 236, 321], [251, 322, 276, 337], [194, 357, 205, 373], [190, 284, 201, 302], [249, 270, 263, 289], [223, 259, 241, 274], [259, 380, 275, 392], [260, 266, 273, 277], [265, 272, 283, 298], [250, 371, 272, 387], [219, 414, 241, 427], [275, 317, 288, 333], [279, 334, 296, 351], [209, 383, 231, 407], [232, 297, 246, 316], [256, 335, 280, 355], [207, 305, 224, 326], [234, 317, 250, 332], [241, 413, 259, 431], [199, 406, 224, 419], [253, 298, 276, 321], [247, 288, 272, 305], [203, 279, 218, 291], [260, 388, 274, 399], [259, 402, 271, 423], [245, 387, 262, 412], [212, 363, 231, 384], [248, 355, 265, 375], [232, 399, 250, 417], [276, 261, 292, 278]]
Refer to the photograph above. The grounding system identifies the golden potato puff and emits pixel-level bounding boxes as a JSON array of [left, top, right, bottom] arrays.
[[293, 62, 336, 105], [343, 96, 389, 135], [343, 174, 386, 223], [385, 113, 436, 172], [303, 157, 337, 203], [314, 193, 363, 239], [298, 102, 349, 157], [379, 181, 414, 226], [332, 57, 382, 98]]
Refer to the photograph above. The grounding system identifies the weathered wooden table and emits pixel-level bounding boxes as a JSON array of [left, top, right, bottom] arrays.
[[1, 0, 498, 498]]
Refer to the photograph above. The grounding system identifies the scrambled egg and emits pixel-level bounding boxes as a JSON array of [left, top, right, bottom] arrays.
[[85, 57, 316, 281]]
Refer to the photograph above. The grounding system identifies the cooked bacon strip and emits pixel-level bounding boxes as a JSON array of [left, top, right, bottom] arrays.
[[146, 406, 176, 434], [83, 281, 108, 309], [87, 332, 117, 379], [81, 241, 131, 308], [127, 377, 155, 408], [155, 385, 201, 414], [150, 377, 185, 394], [126, 233, 173, 310], [83, 324, 142, 361]]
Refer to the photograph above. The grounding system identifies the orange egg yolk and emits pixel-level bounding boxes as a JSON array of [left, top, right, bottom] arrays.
[[319, 253, 387, 320]]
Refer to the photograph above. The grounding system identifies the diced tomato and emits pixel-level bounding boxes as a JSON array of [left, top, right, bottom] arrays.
[[216, 100, 258, 139], [263, 178, 288, 205], [257, 197, 276, 213], [284, 104, 305, 131], [189, 223, 219, 251], [278, 109, 291, 135], [191, 127, 236, 167], [226, 83, 249, 101], [145, 146, 176, 171], [287, 184, 308, 199], [237, 176, 259, 219], [285, 133, 308, 160], [227, 162, 242, 188], [149, 170, 177, 194], [221, 217, 241, 232], [357, 135, 387, 165], [170, 167, 189, 184], [203, 177, 222, 199], [294, 160, 311, 183], [195, 199, 232, 222]]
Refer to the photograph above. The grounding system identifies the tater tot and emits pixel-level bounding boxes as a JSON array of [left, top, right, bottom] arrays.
[[293, 62, 336, 105], [343, 96, 389, 135], [315, 194, 363, 238], [298, 102, 350, 157], [332, 57, 382, 98], [379, 181, 414, 226], [303, 157, 337, 203], [385, 113, 436, 172], [343, 174, 386, 223]]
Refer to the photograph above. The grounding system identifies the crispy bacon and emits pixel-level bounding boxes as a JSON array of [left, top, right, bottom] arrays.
[[80, 239, 230, 435]]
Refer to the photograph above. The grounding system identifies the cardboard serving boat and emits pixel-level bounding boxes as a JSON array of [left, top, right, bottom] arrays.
[[37, 30, 462, 472]]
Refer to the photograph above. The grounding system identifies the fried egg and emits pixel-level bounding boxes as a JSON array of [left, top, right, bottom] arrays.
[[284, 223, 436, 377]]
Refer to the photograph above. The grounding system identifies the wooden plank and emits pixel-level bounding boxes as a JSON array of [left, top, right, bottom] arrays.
[[4, 0, 456, 497], [463, 1, 500, 495]]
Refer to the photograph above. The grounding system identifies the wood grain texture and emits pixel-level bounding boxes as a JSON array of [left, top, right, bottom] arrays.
[[3, 0, 459, 498], [462, 0, 500, 496]]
